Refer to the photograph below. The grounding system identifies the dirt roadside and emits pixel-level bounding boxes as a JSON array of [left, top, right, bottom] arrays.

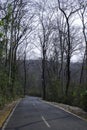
[[0, 99, 21, 129]]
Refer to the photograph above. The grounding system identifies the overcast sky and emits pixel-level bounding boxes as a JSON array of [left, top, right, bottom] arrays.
[[1, 0, 86, 62]]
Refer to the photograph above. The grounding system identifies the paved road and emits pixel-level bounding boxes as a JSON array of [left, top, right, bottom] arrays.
[[2, 96, 87, 130]]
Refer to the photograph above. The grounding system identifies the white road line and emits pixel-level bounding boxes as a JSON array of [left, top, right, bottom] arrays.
[[33, 103, 36, 106], [33, 103, 37, 109], [42, 100, 87, 122], [41, 116, 51, 128], [2, 100, 21, 130]]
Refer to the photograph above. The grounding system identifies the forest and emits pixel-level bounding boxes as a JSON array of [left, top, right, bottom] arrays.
[[0, 0, 87, 111]]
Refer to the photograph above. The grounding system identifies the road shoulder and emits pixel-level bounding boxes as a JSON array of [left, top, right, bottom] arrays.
[[0, 99, 21, 129], [42, 100, 87, 122]]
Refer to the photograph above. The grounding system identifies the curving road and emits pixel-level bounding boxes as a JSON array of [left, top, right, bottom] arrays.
[[2, 96, 87, 130]]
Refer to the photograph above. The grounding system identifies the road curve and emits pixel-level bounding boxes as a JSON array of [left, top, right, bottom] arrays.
[[2, 96, 87, 130]]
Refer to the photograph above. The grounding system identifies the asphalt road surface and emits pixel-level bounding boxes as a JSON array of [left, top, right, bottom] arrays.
[[2, 96, 87, 130]]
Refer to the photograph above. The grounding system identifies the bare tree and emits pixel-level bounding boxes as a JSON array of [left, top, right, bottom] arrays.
[[58, 0, 81, 96], [35, 0, 54, 99], [78, 1, 87, 85]]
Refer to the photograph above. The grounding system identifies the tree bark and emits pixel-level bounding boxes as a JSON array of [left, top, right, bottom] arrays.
[[42, 47, 46, 100]]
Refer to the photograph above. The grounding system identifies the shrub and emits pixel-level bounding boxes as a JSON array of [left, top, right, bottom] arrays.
[[0, 96, 5, 109], [80, 90, 87, 111]]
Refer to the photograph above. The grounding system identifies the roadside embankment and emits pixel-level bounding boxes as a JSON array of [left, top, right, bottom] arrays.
[[0, 99, 21, 129], [43, 100, 87, 121]]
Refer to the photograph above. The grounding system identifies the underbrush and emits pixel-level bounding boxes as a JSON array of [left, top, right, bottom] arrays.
[[46, 83, 87, 112]]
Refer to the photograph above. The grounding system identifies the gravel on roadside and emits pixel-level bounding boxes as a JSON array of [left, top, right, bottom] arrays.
[[50, 102, 87, 121]]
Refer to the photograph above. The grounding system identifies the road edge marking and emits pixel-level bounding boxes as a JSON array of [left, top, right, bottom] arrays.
[[41, 100, 87, 122], [1, 99, 21, 130], [41, 116, 51, 128]]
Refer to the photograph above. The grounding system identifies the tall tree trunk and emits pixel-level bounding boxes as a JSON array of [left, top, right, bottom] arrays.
[[24, 55, 27, 96], [65, 19, 71, 96], [80, 54, 85, 84], [23, 43, 27, 96], [8, 28, 13, 88], [5, 30, 8, 67], [42, 48, 46, 100], [86, 42, 87, 83], [58, 29, 64, 94]]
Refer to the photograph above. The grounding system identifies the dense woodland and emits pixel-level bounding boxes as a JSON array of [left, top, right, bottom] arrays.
[[0, 0, 87, 111]]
